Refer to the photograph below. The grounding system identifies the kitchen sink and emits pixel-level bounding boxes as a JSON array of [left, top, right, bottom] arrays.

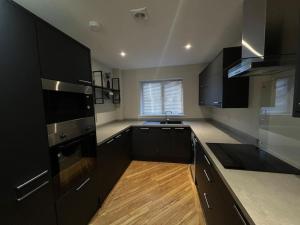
[[160, 120, 182, 124]]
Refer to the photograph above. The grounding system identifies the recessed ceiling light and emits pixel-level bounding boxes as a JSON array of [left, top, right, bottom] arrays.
[[89, 21, 101, 32], [120, 51, 127, 57], [185, 44, 192, 50]]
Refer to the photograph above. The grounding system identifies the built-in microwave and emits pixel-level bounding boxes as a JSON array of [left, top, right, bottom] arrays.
[[42, 78, 94, 125], [50, 131, 97, 198]]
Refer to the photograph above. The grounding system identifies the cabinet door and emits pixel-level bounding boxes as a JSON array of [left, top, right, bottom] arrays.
[[36, 19, 92, 84], [171, 127, 192, 163], [207, 52, 223, 107], [132, 127, 157, 161], [0, 1, 57, 224], [97, 138, 118, 205], [114, 130, 131, 178], [56, 175, 98, 225], [199, 69, 209, 105], [154, 127, 173, 162], [293, 32, 300, 116]]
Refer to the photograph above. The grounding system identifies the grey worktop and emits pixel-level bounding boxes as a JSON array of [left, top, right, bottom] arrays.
[[96, 120, 300, 225]]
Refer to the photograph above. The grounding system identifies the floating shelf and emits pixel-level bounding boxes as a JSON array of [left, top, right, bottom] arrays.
[[92, 71, 121, 104]]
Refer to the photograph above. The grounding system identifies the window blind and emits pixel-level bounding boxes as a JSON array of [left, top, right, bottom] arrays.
[[141, 80, 183, 116]]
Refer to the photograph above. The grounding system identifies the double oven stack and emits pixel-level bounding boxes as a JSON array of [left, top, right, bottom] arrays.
[[42, 79, 97, 199]]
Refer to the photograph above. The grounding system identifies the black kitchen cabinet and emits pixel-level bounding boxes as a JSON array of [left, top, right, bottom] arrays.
[[132, 127, 158, 161], [199, 47, 249, 108], [132, 127, 192, 163], [97, 128, 132, 205], [195, 138, 249, 225], [0, 1, 56, 224], [36, 18, 92, 84], [293, 34, 300, 116], [56, 174, 98, 225], [171, 127, 192, 163]]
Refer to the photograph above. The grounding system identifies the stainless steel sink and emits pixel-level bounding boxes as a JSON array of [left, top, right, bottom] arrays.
[[160, 120, 182, 124]]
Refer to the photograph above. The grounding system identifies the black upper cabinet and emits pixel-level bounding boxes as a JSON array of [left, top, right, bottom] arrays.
[[0, 1, 56, 224], [36, 19, 92, 84], [199, 47, 249, 108]]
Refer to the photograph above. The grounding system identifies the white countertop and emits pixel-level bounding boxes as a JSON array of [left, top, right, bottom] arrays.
[[96, 120, 300, 225]]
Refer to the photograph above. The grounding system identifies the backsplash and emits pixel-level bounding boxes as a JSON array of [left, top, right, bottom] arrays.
[[259, 71, 300, 169], [211, 71, 300, 169]]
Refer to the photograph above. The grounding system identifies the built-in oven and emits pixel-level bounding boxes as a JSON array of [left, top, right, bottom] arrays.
[[42, 78, 94, 125], [50, 130, 97, 198]]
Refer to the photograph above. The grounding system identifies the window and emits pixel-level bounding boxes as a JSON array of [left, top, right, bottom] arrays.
[[141, 80, 183, 116]]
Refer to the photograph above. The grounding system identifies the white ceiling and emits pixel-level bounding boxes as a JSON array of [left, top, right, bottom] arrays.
[[14, 0, 243, 69]]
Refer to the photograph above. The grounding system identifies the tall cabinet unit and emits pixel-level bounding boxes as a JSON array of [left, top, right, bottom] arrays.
[[0, 1, 56, 224], [36, 19, 92, 84], [199, 47, 249, 108]]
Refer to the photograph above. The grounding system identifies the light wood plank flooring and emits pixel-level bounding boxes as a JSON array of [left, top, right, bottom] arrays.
[[90, 161, 206, 225]]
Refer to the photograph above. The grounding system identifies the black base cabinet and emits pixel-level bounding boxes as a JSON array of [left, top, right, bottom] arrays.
[[0, 1, 57, 224], [195, 137, 249, 225], [97, 128, 132, 205], [132, 127, 192, 163], [56, 174, 99, 225]]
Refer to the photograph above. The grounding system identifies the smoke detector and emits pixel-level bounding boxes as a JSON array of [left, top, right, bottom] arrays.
[[129, 7, 148, 20]]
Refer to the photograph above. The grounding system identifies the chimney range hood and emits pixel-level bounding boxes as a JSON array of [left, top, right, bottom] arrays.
[[228, 0, 300, 78]]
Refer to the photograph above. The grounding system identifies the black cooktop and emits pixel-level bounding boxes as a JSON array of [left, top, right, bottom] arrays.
[[207, 143, 300, 175]]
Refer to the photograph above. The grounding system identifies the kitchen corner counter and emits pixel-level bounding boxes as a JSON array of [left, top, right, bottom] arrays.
[[96, 120, 300, 225], [96, 120, 143, 145]]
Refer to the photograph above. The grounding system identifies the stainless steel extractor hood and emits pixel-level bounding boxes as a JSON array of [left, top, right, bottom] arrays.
[[228, 0, 300, 78]]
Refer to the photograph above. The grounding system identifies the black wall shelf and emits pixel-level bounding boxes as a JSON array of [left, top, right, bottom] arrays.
[[92, 71, 120, 104]]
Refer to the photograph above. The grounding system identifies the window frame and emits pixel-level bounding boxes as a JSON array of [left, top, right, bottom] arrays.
[[140, 79, 184, 116]]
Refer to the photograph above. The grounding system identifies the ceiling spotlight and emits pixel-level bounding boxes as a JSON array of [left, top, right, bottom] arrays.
[[185, 44, 192, 50], [120, 51, 127, 57], [89, 21, 101, 32]]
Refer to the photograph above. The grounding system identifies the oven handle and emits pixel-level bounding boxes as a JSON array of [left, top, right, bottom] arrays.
[[76, 178, 90, 191], [58, 139, 82, 149]]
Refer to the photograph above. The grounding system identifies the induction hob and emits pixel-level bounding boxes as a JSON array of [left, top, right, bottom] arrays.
[[207, 143, 300, 175]]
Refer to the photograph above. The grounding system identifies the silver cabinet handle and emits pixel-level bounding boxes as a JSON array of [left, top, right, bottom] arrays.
[[140, 128, 150, 130], [161, 128, 171, 130], [203, 169, 211, 183], [17, 181, 49, 202], [174, 128, 185, 130], [203, 193, 211, 209], [76, 178, 90, 191], [106, 139, 114, 144], [16, 170, 48, 190], [204, 155, 211, 166], [115, 134, 122, 139], [78, 80, 92, 85], [233, 204, 247, 225]]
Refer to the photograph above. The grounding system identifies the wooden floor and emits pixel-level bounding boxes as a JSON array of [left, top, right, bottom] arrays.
[[90, 161, 206, 225]]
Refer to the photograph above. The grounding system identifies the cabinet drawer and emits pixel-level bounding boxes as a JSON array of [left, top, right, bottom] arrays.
[[56, 176, 98, 225]]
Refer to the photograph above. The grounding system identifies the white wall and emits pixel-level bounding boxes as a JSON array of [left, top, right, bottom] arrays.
[[120, 64, 211, 119], [92, 59, 121, 126]]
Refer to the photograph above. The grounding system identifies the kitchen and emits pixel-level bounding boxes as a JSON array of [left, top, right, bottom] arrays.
[[1, 0, 300, 225]]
